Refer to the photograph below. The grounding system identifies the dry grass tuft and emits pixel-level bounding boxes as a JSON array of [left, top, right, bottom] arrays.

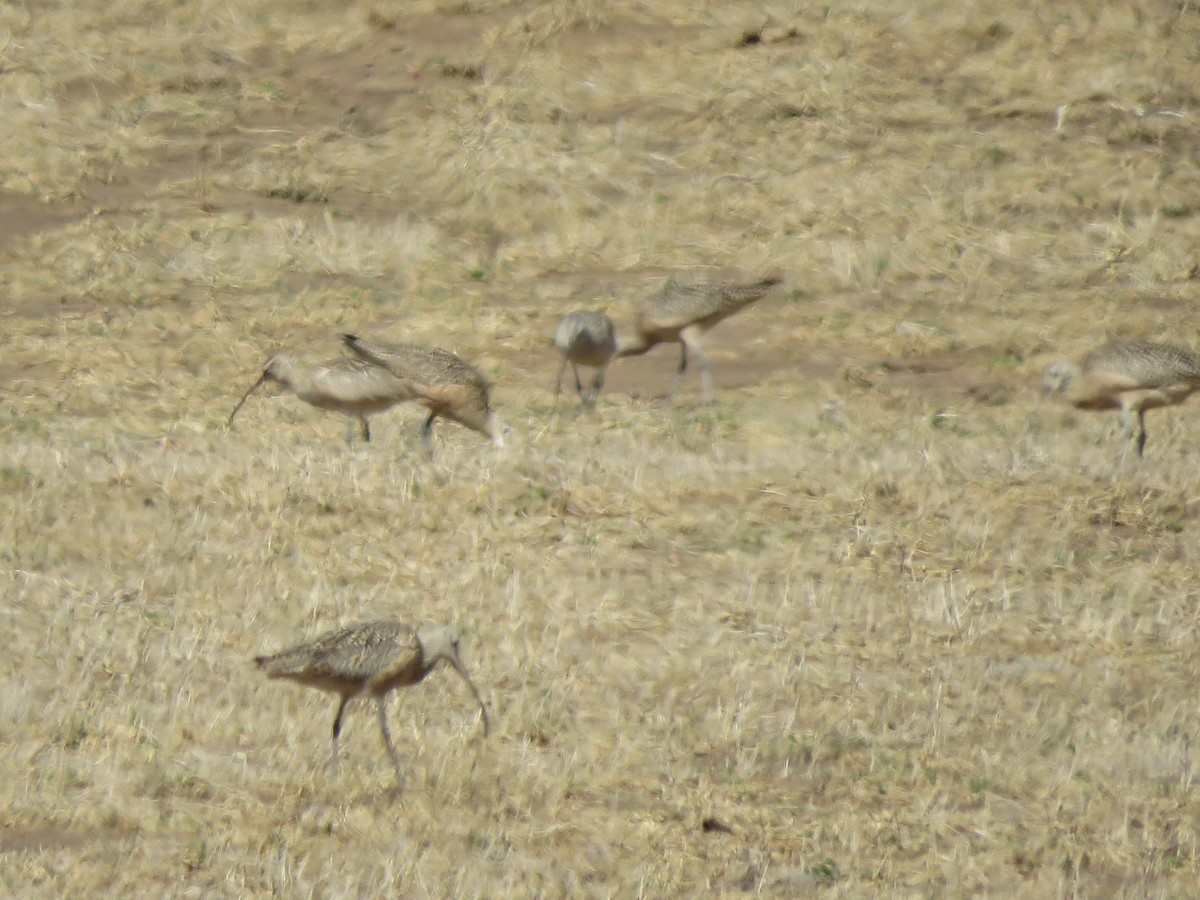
[[3, 0, 1200, 894]]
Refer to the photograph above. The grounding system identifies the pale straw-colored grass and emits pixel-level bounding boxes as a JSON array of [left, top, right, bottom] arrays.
[[3, 0, 1200, 895]]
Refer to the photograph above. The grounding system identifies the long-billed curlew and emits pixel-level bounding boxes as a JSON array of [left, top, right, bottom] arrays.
[[1042, 340, 1200, 461], [254, 621, 489, 782], [553, 310, 617, 407], [615, 275, 783, 404], [227, 353, 411, 443], [342, 333, 504, 456]]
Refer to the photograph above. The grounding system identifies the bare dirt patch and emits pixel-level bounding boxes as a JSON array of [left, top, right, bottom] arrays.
[[0, 190, 85, 255]]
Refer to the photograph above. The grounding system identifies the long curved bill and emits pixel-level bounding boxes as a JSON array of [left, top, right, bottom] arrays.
[[450, 657, 490, 737], [227, 372, 269, 428]]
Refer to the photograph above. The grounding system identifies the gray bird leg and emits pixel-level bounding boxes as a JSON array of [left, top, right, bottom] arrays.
[[553, 357, 568, 400], [588, 367, 607, 405], [330, 695, 351, 774], [572, 363, 587, 403], [666, 344, 689, 403], [420, 413, 437, 459], [376, 696, 405, 785]]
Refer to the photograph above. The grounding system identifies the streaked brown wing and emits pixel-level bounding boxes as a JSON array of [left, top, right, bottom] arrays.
[[312, 358, 417, 405]]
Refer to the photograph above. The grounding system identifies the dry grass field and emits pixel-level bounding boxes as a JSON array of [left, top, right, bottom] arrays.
[[4, 0, 1200, 895]]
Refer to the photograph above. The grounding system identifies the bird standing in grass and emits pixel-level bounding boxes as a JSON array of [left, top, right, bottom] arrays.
[[616, 275, 783, 404], [227, 353, 410, 443], [1041, 339, 1200, 462], [254, 621, 489, 783], [553, 310, 617, 407], [342, 333, 504, 457]]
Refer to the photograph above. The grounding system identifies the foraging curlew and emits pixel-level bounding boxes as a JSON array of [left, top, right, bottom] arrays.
[[615, 275, 783, 404], [254, 621, 489, 782], [1042, 340, 1200, 461], [227, 353, 411, 443], [553, 310, 617, 407], [342, 333, 504, 456]]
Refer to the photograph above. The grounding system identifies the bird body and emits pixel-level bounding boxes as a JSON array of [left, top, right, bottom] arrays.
[[342, 334, 504, 455], [255, 621, 489, 781], [257, 620, 435, 695], [227, 353, 410, 442], [553, 310, 617, 406], [616, 275, 782, 403], [1042, 340, 1200, 459]]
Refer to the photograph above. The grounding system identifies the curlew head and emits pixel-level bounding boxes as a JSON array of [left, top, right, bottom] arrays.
[[416, 623, 490, 737], [227, 353, 290, 428], [1040, 360, 1078, 400], [445, 402, 507, 448]]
